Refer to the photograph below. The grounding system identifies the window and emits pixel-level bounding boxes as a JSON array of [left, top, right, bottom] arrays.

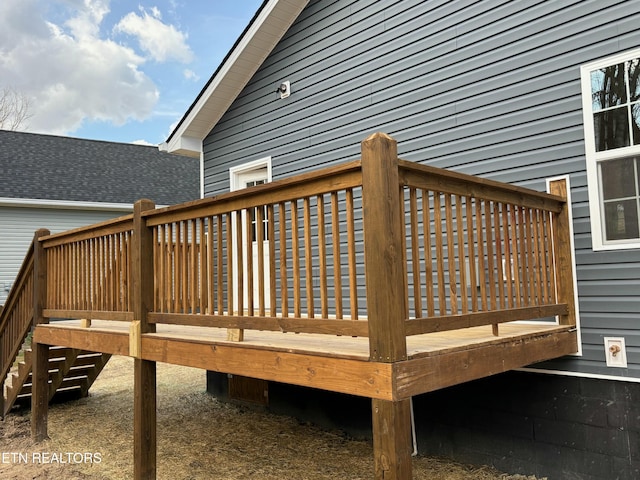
[[245, 178, 269, 242], [581, 49, 640, 250]]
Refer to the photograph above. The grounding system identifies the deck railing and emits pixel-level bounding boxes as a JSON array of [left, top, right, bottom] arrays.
[[41, 215, 134, 322], [144, 160, 365, 338], [1, 132, 576, 366], [0, 228, 49, 415], [0, 239, 35, 389], [399, 160, 570, 336]]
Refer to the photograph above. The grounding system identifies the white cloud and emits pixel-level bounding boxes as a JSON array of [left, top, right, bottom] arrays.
[[183, 69, 199, 81], [0, 0, 160, 135], [114, 7, 193, 63], [131, 139, 157, 146]]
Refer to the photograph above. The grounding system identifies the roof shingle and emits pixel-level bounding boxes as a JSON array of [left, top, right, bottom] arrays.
[[0, 130, 200, 205]]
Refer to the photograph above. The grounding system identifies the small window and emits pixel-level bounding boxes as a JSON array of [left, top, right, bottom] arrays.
[[581, 50, 640, 250]]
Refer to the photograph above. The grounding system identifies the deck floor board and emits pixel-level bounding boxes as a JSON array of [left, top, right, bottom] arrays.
[[33, 320, 577, 400], [37, 320, 572, 360]]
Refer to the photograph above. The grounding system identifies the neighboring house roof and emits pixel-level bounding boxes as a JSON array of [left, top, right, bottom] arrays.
[[0, 129, 200, 207], [161, 0, 308, 158]]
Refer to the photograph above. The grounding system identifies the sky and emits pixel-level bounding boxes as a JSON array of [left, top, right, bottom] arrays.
[[0, 0, 263, 146]]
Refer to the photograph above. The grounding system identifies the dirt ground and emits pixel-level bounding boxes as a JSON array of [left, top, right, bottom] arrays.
[[0, 357, 543, 479]]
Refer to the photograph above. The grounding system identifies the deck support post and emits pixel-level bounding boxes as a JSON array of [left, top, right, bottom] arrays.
[[31, 341, 49, 442], [131, 199, 157, 480], [361, 133, 412, 480], [548, 178, 577, 330], [31, 228, 50, 442], [134, 358, 156, 480], [372, 398, 413, 480]]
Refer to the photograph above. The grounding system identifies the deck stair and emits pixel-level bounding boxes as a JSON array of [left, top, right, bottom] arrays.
[[2, 346, 111, 417]]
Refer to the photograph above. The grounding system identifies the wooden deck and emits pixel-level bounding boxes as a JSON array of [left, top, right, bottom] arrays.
[[35, 319, 577, 401], [0, 133, 579, 480]]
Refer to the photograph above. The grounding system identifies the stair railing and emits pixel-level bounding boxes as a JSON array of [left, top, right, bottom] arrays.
[[0, 229, 50, 415]]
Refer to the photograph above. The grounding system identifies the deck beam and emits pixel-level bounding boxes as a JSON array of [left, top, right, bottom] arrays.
[[33, 325, 395, 400], [394, 328, 578, 399]]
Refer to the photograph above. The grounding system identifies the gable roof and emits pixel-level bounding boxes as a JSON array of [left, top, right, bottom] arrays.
[[161, 0, 308, 158], [0, 130, 200, 206]]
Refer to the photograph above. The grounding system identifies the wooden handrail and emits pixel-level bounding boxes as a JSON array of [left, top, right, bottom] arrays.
[[0, 242, 34, 334], [398, 160, 565, 213], [40, 214, 133, 248], [143, 161, 362, 226]]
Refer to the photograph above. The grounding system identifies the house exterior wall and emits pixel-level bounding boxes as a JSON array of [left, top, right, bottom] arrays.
[[0, 206, 126, 305], [203, 0, 639, 380], [201, 2, 640, 476]]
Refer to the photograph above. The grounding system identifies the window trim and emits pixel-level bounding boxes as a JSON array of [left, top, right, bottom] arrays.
[[581, 48, 640, 251], [229, 157, 272, 192]]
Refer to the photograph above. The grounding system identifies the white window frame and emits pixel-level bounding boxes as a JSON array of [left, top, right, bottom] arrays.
[[581, 48, 640, 251]]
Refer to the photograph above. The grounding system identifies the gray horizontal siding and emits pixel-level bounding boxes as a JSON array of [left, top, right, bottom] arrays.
[[203, 0, 640, 378], [0, 206, 127, 305]]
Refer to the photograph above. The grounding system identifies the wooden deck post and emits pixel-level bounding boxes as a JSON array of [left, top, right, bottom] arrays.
[[31, 341, 49, 442], [548, 179, 577, 329], [361, 132, 412, 480], [131, 199, 157, 480], [31, 228, 50, 442]]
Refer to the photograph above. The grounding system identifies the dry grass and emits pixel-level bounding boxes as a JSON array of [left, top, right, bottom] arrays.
[[1, 357, 542, 479]]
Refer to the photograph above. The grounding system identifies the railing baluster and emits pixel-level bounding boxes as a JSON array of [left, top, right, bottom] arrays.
[[303, 197, 314, 319], [531, 209, 542, 306], [510, 205, 521, 308], [476, 199, 488, 312], [545, 210, 556, 304], [346, 188, 358, 320], [197, 218, 205, 314], [157, 225, 164, 312], [485, 200, 498, 334], [518, 206, 528, 306], [502, 204, 513, 308], [291, 200, 301, 318], [205, 216, 215, 315], [494, 202, 506, 311], [268, 204, 276, 317], [457, 195, 468, 314], [424, 190, 435, 317], [330, 192, 343, 319], [182, 220, 189, 313], [445, 194, 457, 315], [317, 195, 328, 319], [525, 207, 535, 306], [256, 204, 265, 316], [538, 210, 550, 305], [216, 216, 223, 315], [240, 211, 248, 315], [278, 202, 289, 318], [244, 208, 252, 316], [225, 213, 233, 315], [190, 219, 198, 314], [409, 188, 422, 318], [434, 192, 446, 315]]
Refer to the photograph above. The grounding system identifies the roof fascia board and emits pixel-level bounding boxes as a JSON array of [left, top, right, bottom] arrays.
[[164, 0, 308, 156], [0, 197, 138, 211], [160, 135, 202, 158]]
